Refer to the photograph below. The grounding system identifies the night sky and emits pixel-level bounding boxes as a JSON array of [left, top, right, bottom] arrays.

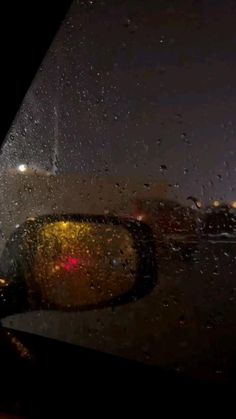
[[2, 0, 236, 205]]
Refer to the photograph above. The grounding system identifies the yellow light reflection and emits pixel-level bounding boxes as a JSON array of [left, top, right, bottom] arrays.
[[136, 214, 145, 221], [0, 278, 7, 286], [213, 200, 220, 207], [33, 221, 137, 308], [61, 221, 69, 228]]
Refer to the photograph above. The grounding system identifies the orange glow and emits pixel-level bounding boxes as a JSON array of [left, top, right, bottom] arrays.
[[136, 214, 145, 221], [213, 200, 220, 207]]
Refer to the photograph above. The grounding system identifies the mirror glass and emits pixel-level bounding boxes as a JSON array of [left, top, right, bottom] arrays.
[[30, 221, 137, 308]]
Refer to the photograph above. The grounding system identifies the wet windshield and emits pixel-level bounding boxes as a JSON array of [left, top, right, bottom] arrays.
[[0, 0, 236, 381]]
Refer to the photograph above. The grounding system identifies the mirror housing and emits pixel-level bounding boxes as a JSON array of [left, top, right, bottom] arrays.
[[0, 277, 29, 319], [0, 215, 157, 315]]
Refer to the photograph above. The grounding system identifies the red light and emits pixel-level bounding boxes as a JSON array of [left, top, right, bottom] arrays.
[[61, 255, 80, 272]]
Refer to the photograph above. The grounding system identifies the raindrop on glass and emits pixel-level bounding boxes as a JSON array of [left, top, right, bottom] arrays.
[[160, 164, 167, 173], [181, 132, 191, 144]]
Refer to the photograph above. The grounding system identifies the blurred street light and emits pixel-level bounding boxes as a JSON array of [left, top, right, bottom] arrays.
[[136, 214, 145, 221], [14, 163, 52, 176], [18, 164, 27, 172]]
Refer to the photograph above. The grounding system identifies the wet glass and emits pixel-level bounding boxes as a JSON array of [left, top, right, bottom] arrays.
[[0, 0, 236, 381], [33, 222, 137, 307]]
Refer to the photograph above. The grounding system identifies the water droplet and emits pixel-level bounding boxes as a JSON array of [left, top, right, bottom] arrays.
[[175, 113, 183, 124], [179, 315, 186, 326], [213, 268, 220, 276], [156, 138, 162, 145], [206, 320, 214, 329], [187, 196, 201, 209], [162, 299, 169, 308], [122, 18, 131, 27], [184, 168, 188, 175], [160, 164, 167, 173], [215, 369, 222, 375], [181, 132, 191, 144]]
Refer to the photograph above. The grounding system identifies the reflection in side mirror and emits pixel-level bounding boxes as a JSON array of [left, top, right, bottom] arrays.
[[33, 222, 137, 308], [0, 215, 157, 314]]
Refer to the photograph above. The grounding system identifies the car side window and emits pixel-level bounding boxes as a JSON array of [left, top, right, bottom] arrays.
[[0, 0, 236, 381]]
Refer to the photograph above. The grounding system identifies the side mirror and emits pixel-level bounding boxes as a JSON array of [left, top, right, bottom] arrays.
[[0, 215, 157, 316]]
